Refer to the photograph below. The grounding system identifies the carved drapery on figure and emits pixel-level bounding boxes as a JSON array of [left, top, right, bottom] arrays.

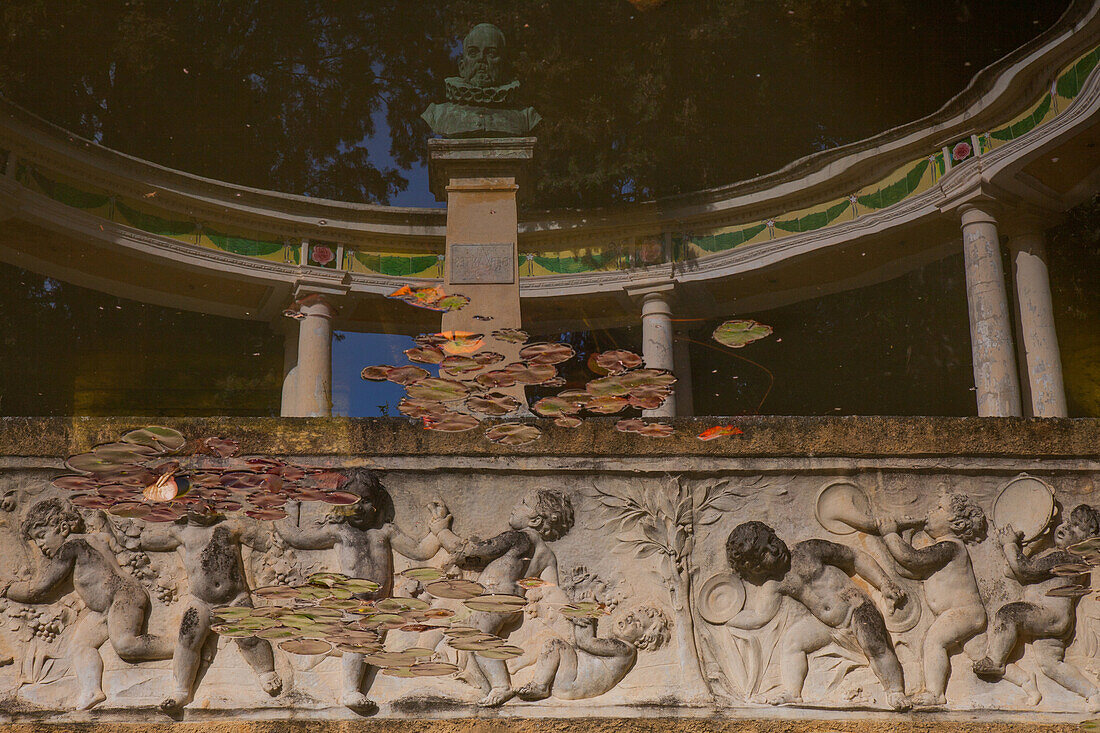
[[1, 462, 1100, 719]]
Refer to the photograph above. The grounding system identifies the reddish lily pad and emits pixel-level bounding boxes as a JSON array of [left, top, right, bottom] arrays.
[[440, 355, 482, 376], [466, 392, 522, 417], [360, 365, 393, 381], [280, 639, 332, 655], [424, 579, 486, 599], [397, 398, 448, 420], [203, 437, 240, 458], [425, 412, 481, 432], [594, 350, 643, 374], [476, 370, 517, 389], [484, 423, 542, 446], [554, 416, 583, 428], [120, 426, 187, 452], [386, 365, 431, 385], [519, 342, 576, 365], [473, 351, 505, 366], [404, 345, 445, 365], [585, 396, 629, 414]]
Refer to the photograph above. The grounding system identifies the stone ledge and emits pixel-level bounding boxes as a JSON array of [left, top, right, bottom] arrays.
[[0, 721, 1088, 733], [0, 416, 1098, 459]]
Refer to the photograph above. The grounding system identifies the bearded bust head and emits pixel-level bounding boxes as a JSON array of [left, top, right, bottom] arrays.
[[459, 23, 506, 88]]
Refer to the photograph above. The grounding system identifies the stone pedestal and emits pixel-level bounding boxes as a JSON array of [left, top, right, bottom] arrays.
[[958, 204, 1022, 417], [429, 138, 534, 404], [1007, 229, 1067, 417]]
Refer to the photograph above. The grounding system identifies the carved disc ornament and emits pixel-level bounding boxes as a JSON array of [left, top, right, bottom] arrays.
[[992, 474, 1055, 542]]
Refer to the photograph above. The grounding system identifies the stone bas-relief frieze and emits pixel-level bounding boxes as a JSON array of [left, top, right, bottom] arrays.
[[1, 460, 1100, 720]]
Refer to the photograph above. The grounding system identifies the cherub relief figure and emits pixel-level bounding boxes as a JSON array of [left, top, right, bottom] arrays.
[[514, 604, 670, 701], [109, 507, 282, 713], [2, 499, 171, 710], [878, 493, 988, 707], [973, 504, 1100, 709], [725, 521, 911, 710], [433, 488, 574, 707], [275, 469, 450, 712]]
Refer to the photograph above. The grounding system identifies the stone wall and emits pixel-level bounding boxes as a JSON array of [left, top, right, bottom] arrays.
[[0, 417, 1097, 726]]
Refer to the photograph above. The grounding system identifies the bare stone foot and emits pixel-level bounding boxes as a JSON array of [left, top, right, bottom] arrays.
[[1087, 694, 1100, 713], [515, 682, 551, 701], [973, 657, 1006, 679], [457, 669, 491, 693], [910, 691, 945, 708], [259, 671, 282, 696], [477, 687, 515, 707], [159, 692, 187, 714], [74, 689, 107, 711], [342, 691, 378, 714], [753, 691, 802, 706], [887, 692, 912, 711]]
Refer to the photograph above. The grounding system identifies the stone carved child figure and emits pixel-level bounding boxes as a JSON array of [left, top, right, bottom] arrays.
[[433, 488, 574, 707], [2, 499, 171, 710], [877, 493, 988, 707], [725, 521, 911, 711], [111, 508, 282, 712], [514, 604, 670, 701], [275, 469, 450, 711], [973, 504, 1100, 710]]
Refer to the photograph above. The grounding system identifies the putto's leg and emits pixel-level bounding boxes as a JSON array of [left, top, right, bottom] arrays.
[[516, 638, 570, 701], [71, 613, 109, 710], [340, 652, 377, 712], [851, 602, 910, 711], [160, 600, 211, 713], [106, 585, 173, 660]]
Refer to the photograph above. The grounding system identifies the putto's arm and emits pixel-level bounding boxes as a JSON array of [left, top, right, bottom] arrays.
[[571, 618, 632, 658], [882, 533, 955, 574], [727, 581, 783, 630], [274, 515, 338, 551], [5, 545, 76, 602], [388, 524, 442, 561]]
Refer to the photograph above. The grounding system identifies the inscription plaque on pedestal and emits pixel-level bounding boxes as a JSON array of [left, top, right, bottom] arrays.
[[449, 243, 515, 284]]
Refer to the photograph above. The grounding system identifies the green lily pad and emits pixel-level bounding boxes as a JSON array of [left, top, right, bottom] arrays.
[[405, 377, 471, 402], [463, 594, 528, 613], [402, 567, 446, 582], [424, 579, 486, 600], [713, 319, 773, 348]]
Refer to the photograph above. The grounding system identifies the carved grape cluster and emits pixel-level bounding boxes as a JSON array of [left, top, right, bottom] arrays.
[[7, 605, 66, 643], [121, 548, 178, 605]]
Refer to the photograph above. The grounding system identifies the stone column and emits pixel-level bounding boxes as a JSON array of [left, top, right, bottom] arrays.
[[959, 204, 1022, 417], [1008, 229, 1067, 417], [673, 334, 694, 416], [278, 319, 300, 417], [641, 291, 676, 417], [294, 296, 336, 417]]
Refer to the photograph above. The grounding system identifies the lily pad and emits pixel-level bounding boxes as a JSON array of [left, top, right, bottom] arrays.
[[473, 351, 505, 366], [1046, 585, 1092, 598], [519, 342, 576, 365], [121, 426, 187, 452], [441, 355, 483, 376], [463, 594, 528, 613], [560, 601, 610, 618], [386, 365, 431, 385], [397, 398, 448, 420], [503, 362, 558, 385], [593, 350, 643, 374], [713, 319, 773, 348], [585, 396, 629, 414], [467, 392, 522, 417], [484, 423, 542, 446], [424, 579, 486, 600], [279, 639, 332, 655], [476, 370, 517, 389], [517, 577, 553, 589], [410, 662, 461, 676], [404, 345, 445, 364], [402, 567, 446, 582], [531, 396, 581, 417], [406, 378, 471, 403], [491, 328, 529, 344], [554, 416, 583, 428], [475, 644, 524, 660]]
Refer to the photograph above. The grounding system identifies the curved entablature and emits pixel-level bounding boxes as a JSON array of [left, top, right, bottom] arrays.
[[0, 0, 1099, 330]]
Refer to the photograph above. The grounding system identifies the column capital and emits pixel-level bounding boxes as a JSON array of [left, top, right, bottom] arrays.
[[956, 200, 1001, 227], [624, 279, 676, 301], [286, 292, 338, 320]]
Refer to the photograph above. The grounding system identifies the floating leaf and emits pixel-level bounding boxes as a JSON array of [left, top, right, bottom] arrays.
[[121, 426, 187, 452], [519, 342, 576, 365], [441, 355, 482, 376], [463, 594, 528, 613], [594, 350, 643, 374], [473, 351, 505, 366], [203, 437, 240, 458], [532, 396, 582, 417], [386, 365, 430, 385], [410, 662, 461, 676], [424, 579, 485, 599], [404, 346, 445, 364], [402, 567, 446, 582], [1052, 563, 1094, 576], [52, 475, 101, 491], [467, 391, 522, 417], [397, 398, 448, 420], [697, 425, 745, 441], [475, 644, 524, 659], [405, 377, 471, 402], [1047, 584, 1092, 598], [476, 370, 517, 389], [484, 423, 542, 446], [554, 416, 583, 428], [503, 361, 558, 385], [517, 577, 553, 589], [361, 365, 393, 381], [279, 639, 332, 655], [491, 328, 528, 344], [615, 419, 673, 437], [585, 396, 629, 414], [713, 319, 773, 348], [561, 601, 609, 619], [387, 285, 469, 313]]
